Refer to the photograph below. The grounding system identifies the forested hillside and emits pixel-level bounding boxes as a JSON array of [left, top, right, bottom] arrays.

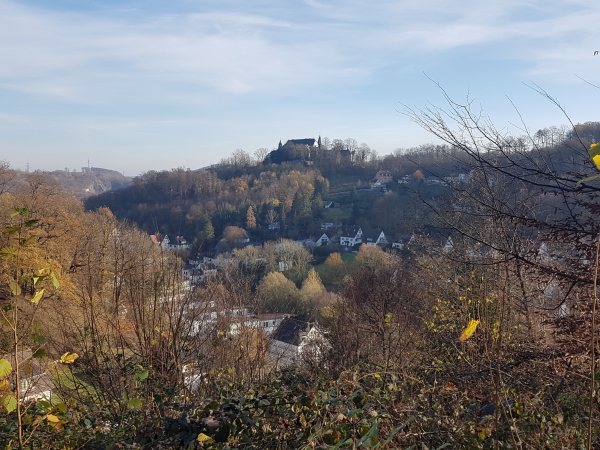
[[2, 120, 600, 448]]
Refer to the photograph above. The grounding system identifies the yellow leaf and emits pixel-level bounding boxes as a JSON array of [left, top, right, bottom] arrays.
[[0, 379, 10, 390], [24, 364, 31, 376], [151, 339, 157, 346], [30, 289, 45, 304], [0, 359, 12, 377], [459, 319, 480, 342], [46, 414, 60, 422], [590, 143, 600, 169], [197, 433, 214, 443], [60, 352, 79, 364]]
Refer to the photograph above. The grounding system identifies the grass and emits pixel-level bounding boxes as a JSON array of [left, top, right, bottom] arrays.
[[322, 208, 349, 221]]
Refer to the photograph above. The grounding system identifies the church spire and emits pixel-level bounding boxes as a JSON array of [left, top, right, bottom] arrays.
[[318, 135, 321, 149], [278, 139, 283, 150]]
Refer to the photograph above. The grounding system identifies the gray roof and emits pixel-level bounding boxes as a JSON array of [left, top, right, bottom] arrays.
[[272, 318, 310, 346], [341, 226, 361, 239], [363, 229, 385, 241], [284, 138, 317, 147]]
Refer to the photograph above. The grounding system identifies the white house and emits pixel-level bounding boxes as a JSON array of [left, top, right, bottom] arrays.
[[363, 229, 388, 247], [269, 318, 328, 367], [1, 349, 54, 402], [315, 233, 332, 246], [229, 313, 291, 335], [340, 227, 363, 247], [160, 235, 192, 251]]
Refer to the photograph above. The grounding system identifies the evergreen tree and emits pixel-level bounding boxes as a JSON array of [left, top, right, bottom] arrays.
[[350, 202, 361, 224]]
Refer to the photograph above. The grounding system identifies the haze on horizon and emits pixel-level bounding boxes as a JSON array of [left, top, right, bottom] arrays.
[[0, 0, 599, 176]]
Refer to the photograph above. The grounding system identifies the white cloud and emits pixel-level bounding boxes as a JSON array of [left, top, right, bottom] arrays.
[[1, 0, 598, 105]]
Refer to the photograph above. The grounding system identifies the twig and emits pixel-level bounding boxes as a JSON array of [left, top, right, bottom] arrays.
[[588, 231, 600, 449]]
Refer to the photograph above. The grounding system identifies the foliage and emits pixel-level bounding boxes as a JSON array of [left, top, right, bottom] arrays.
[[246, 206, 257, 229]]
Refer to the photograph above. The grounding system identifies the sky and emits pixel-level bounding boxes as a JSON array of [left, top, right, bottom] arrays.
[[0, 0, 599, 175]]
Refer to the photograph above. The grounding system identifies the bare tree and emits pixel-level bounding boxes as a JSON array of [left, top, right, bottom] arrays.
[[254, 148, 270, 165]]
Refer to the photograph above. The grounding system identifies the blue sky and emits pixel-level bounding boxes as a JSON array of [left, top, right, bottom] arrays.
[[1, 0, 599, 175]]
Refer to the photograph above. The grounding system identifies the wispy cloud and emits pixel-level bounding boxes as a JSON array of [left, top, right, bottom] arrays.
[[0, 0, 598, 172], [1, 0, 597, 104]]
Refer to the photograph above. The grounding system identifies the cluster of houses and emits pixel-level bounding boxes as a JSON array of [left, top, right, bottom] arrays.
[[173, 224, 397, 287], [149, 167, 476, 288], [150, 234, 192, 251], [184, 300, 327, 373]]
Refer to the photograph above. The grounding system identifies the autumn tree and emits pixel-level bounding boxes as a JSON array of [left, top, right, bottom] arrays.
[[300, 269, 326, 318], [246, 206, 257, 229], [223, 225, 247, 243], [412, 169, 424, 181], [321, 252, 347, 288], [258, 272, 301, 315], [353, 244, 392, 272], [262, 239, 312, 284]]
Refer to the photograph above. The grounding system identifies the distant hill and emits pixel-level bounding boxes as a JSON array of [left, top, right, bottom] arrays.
[[43, 167, 132, 199]]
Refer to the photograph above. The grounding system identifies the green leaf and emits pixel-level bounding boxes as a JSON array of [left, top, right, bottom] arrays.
[[3, 394, 17, 413], [135, 370, 149, 381], [57, 403, 68, 413], [32, 275, 45, 286], [30, 289, 45, 304], [578, 175, 600, 186], [383, 416, 416, 445], [3, 225, 21, 235], [357, 422, 379, 448], [9, 281, 21, 296], [24, 220, 39, 227], [0, 247, 17, 259], [204, 401, 219, 410], [333, 438, 354, 450], [31, 333, 47, 345], [0, 359, 13, 377], [37, 400, 52, 411], [51, 272, 60, 289], [127, 398, 143, 409], [32, 348, 46, 359]]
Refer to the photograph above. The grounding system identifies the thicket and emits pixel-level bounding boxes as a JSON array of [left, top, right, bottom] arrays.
[[2, 114, 600, 448], [85, 166, 330, 246]]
